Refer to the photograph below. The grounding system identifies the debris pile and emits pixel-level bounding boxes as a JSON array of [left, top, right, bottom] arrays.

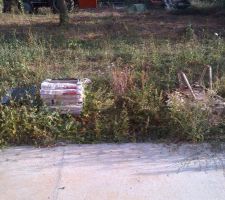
[[127, 4, 147, 14], [163, 0, 191, 10], [167, 66, 225, 122]]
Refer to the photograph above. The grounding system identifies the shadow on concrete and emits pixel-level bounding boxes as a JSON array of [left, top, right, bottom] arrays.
[[1, 144, 224, 176]]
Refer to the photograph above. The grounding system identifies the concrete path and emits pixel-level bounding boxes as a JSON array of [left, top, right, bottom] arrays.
[[0, 143, 225, 200]]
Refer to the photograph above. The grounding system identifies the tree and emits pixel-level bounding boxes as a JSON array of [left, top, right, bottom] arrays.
[[57, 0, 69, 25]]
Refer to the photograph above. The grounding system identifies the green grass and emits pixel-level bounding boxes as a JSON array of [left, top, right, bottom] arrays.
[[1, 9, 225, 146]]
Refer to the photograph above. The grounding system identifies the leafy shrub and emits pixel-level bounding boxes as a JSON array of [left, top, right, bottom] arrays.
[[80, 68, 166, 143], [168, 98, 211, 142], [0, 104, 84, 146], [1, 23, 225, 146]]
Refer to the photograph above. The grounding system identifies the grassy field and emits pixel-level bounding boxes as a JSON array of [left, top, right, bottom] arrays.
[[0, 6, 225, 146]]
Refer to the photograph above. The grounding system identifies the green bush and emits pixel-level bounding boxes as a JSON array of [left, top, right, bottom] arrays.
[[168, 98, 211, 142], [1, 23, 225, 146], [0, 104, 84, 146]]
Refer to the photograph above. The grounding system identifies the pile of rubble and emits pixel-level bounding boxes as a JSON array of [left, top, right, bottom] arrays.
[[167, 66, 225, 122]]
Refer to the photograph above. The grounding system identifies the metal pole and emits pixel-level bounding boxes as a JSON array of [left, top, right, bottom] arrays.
[[181, 72, 196, 99], [207, 65, 213, 90]]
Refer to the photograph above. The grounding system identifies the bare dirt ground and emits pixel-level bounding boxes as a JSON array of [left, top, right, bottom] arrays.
[[0, 8, 224, 40]]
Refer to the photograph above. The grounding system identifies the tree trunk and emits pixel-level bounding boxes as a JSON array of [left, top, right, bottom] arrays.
[[57, 0, 69, 26], [2, 0, 13, 12]]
